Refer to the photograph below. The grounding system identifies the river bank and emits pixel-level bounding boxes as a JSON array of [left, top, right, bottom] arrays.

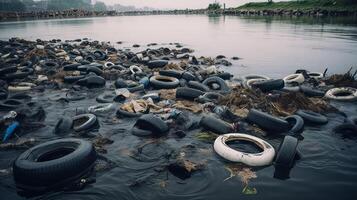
[[1, 6, 357, 21]]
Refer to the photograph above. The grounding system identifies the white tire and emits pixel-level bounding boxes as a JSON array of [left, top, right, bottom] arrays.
[[214, 133, 275, 166], [308, 72, 323, 80], [129, 65, 142, 74], [325, 87, 357, 101], [283, 73, 305, 84], [244, 78, 266, 89]]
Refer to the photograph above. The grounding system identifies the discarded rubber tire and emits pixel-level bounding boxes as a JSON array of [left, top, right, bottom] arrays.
[[275, 136, 298, 169], [197, 92, 223, 103], [246, 109, 291, 133], [96, 93, 116, 103], [333, 123, 357, 134], [13, 138, 97, 192], [176, 87, 204, 100], [134, 114, 169, 136], [147, 60, 168, 69], [0, 99, 24, 111], [76, 76, 106, 88], [159, 70, 183, 79], [63, 76, 85, 84], [243, 74, 270, 81], [131, 127, 153, 137], [181, 71, 196, 81], [200, 115, 233, 134], [296, 110, 328, 125], [202, 76, 229, 92], [114, 78, 128, 89], [54, 116, 73, 135], [283, 74, 305, 84], [187, 81, 210, 92], [284, 115, 304, 134], [72, 114, 98, 132], [116, 107, 148, 118], [88, 104, 113, 114], [63, 63, 80, 71], [149, 75, 179, 89], [214, 133, 275, 166], [129, 65, 142, 74], [325, 87, 357, 101], [300, 86, 325, 97], [244, 78, 266, 89], [127, 84, 145, 93], [308, 72, 323, 79], [251, 79, 285, 92]]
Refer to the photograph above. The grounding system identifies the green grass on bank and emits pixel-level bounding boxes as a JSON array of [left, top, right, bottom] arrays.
[[237, 0, 357, 11]]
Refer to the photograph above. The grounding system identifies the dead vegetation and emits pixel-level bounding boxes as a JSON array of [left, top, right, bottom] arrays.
[[325, 67, 357, 88], [219, 86, 336, 116]]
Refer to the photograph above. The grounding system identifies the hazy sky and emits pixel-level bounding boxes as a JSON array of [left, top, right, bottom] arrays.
[[98, 0, 266, 9]]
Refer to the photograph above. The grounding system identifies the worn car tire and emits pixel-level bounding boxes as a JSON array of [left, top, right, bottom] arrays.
[[187, 81, 210, 92], [275, 136, 298, 169], [13, 138, 97, 192], [134, 114, 169, 136], [246, 109, 291, 133], [176, 87, 204, 100], [284, 115, 304, 134], [296, 110, 328, 125], [200, 115, 233, 134], [252, 79, 285, 92]]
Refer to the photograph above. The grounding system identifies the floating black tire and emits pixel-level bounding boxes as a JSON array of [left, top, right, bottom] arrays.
[[13, 138, 97, 192], [159, 70, 183, 79], [199, 115, 233, 134], [296, 110, 328, 125], [284, 115, 304, 134], [72, 114, 98, 132], [187, 81, 210, 92], [300, 86, 325, 97], [54, 116, 73, 135], [149, 75, 179, 89], [176, 87, 204, 100], [252, 79, 285, 92], [202, 76, 230, 92], [134, 114, 169, 136], [246, 109, 291, 133], [275, 136, 298, 169]]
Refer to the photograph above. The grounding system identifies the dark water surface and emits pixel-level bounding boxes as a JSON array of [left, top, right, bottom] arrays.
[[0, 15, 357, 200]]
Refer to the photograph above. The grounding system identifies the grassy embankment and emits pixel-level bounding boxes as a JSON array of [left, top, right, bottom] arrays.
[[237, 0, 357, 11]]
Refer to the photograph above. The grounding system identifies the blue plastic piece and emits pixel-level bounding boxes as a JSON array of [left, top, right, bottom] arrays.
[[2, 121, 19, 142], [139, 77, 150, 88]]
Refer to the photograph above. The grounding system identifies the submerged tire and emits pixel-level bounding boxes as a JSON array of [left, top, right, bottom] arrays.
[[176, 87, 204, 100], [275, 136, 298, 169], [251, 79, 285, 92], [13, 138, 97, 192], [72, 114, 98, 132], [284, 115, 304, 134], [134, 114, 169, 136], [296, 110, 328, 125], [246, 109, 291, 133], [300, 86, 325, 97], [187, 81, 210, 92], [150, 75, 179, 89], [202, 76, 229, 92], [200, 115, 233, 135], [54, 116, 73, 135]]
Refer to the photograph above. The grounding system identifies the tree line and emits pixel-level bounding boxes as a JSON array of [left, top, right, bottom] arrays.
[[0, 0, 107, 12]]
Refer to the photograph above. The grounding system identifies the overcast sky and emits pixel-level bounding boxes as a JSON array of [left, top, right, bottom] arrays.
[[98, 0, 266, 9]]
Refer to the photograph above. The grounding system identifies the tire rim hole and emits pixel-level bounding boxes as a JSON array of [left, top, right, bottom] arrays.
[[226, 140, 263, 154], [37, 147, 75, 162], [334, 91, 352, 97]]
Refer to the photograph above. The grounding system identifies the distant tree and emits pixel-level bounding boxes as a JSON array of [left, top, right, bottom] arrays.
[[93, 1, 107, 11], [0, 0, 26, 12], [208, 2, 221, 10], [46, 0, 92, 11]]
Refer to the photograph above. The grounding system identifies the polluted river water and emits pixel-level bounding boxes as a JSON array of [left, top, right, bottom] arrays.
[[0, 14, 357, 200]]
